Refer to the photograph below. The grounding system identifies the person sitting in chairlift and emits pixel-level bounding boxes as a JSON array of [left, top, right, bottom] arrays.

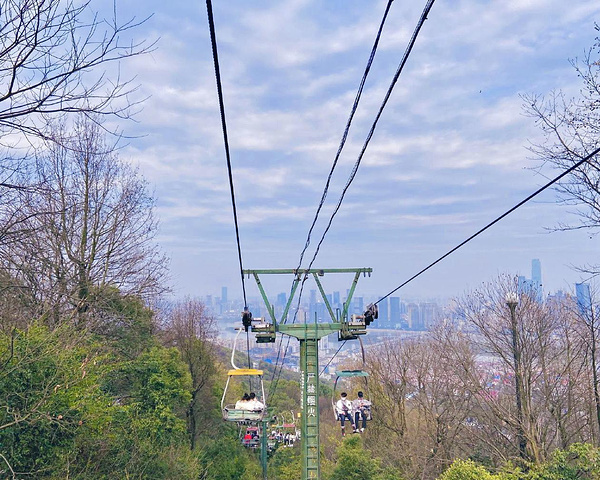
[[335, 392, 355, 436], [247, 392, 264, 411], [235, 393, 250, 409], [352, 391, 371, 433]]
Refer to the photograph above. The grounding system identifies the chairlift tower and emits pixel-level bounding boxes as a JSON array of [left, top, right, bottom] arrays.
[[243, 268, 376, 480]]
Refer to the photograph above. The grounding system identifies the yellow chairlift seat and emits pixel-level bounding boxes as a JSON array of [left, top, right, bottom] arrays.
[[221, 368, 267, 423]]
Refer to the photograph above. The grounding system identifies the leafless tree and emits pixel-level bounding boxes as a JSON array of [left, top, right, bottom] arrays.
[[159, 298, 217, 450], [0, 0, 153, 140], [367, 335, 476, 479], [362, 277, 600, 477], [0, 0, 153, 266], [523, 24, 600, 274], [0, 115, 168, 321], [450, 274, 594, 465], [565, 283, 600, 444]]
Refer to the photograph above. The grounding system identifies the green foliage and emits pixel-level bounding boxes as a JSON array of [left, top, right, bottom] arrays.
[[0, 319, 201, 478], [330, 435, 389, 480], [0, 324, 100, 474], [267, 378, 301, 419], [64, 345, 196, 478], [526, 443, 600, 480], [119, 346, 192, 439], [87, 286, 157, 357], [438, 460, 499, 480], [197, 425, 261, 479], [438, 446, 600, 480], [269, 445, 302, 480]]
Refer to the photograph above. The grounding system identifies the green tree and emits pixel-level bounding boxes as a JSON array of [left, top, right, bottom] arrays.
[[330, 436, 386, 480], [269, 446, 302, 480], [527, 443, 600, 480], [438, 460, 499, 480], [198, 425, 261, 480], [0, 323, 103, 476], [88, 286, 156, 358], [62, 345, 198, 479]]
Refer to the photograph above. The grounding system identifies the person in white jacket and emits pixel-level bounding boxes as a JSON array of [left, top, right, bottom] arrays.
[[352, 391, 372, 432], [235, 393, 250, 409], [335, 392, 355, 436], [247, 392, 264, 411]]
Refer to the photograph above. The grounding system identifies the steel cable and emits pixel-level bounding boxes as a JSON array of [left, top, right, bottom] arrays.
[[205, 0, 251, 372], [267, 1, 399, 402], [375, 145, 600, 304]]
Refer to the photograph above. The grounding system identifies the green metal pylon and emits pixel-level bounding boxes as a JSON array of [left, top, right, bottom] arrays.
[[244, 268, 373, 480], [300, 336, 320, 478], [261, 418, 268, 479]]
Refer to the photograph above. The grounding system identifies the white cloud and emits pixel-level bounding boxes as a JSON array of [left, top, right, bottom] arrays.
[[107, 0, 600, 298]]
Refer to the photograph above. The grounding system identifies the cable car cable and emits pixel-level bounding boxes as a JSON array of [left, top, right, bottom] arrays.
[[303, 0, 436, 273], [269, 0, 435, 401], [319, 335, 367, 377], [274, 0, 396, 338], [295, 0, 395, 271], [320, 340, 347, 376], [375, 145, 600, 304], [283, 0, 437, 335], [205, 0, 251, 372]]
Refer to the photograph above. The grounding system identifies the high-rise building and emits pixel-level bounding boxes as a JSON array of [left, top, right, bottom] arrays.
[[345, 299, 354, 319], [518, 276, 534, 297], [518, 259, 543, 302], [378, 298, 389, 328], [390, 297, 400, 328], [277, 292, 287, 306], [356, 296, 364, 315], [221, 286, 228, 304], [531, 259, 542, 302], [419, 303, 437, 330], [407, 303, 420, 329], [333, 291, 340, 305], [576, 282, 592, 317]]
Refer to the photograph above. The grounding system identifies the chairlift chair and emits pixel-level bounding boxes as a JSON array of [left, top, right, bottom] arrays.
[[221, 368, 267, 423], [241, 425, 261, 448], [331, 369, 372, 421]]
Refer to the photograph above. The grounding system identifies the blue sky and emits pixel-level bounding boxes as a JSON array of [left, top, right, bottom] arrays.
[[110, 0, 600, 302]]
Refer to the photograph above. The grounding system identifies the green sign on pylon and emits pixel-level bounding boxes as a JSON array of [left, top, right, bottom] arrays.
[[244, 268, 374, 480]]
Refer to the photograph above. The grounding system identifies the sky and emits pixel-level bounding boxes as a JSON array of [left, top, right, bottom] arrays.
[[106, 0, 600, 303]]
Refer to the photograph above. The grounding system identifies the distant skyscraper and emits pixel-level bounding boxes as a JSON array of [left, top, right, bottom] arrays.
[[221, 286, 228, 304], [419, 303, 436, 330], [407, 303, 420, 329], [333, 291, 340, 305], [345, 299, 354, 319], [576, 283, 592, 317], [277, 292, 287, 306], [356, 297, 364, 315], [518, 259, 543, 302], [378, 298, 389, 328], [531, 259, 542, 302], [518, 276, 534, 298], [390, 297, 400, 328]]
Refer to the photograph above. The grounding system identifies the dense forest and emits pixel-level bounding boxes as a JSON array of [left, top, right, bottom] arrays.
[[1, 0, 600, 478]]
